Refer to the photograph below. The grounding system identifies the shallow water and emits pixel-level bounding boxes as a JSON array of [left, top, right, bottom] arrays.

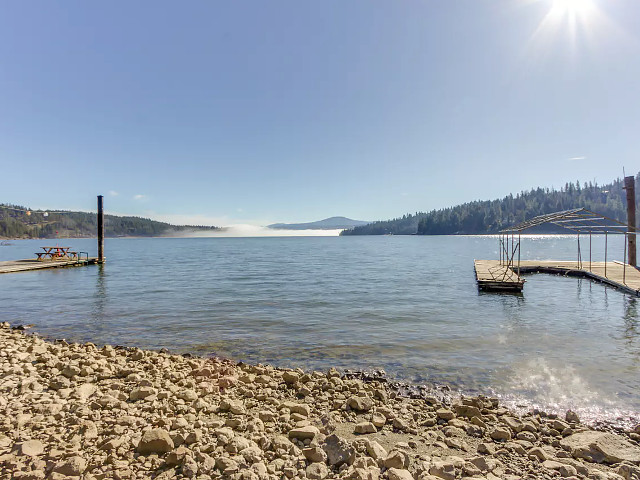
[[1, 235, 638, 425]]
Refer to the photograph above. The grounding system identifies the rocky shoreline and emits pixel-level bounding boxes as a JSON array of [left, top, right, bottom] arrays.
[[1, 323, 640, 480]]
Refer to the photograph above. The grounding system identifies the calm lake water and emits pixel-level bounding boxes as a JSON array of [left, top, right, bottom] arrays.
[[1, 235, 638, 426]]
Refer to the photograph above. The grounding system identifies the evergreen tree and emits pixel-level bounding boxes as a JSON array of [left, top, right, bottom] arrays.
[[342, 173, 639, 236]]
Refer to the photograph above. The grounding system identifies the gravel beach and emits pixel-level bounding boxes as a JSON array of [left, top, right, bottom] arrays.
[[1, 322, 639, 480]]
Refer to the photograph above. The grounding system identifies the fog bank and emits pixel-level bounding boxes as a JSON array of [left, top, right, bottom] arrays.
[[174, 225, 343, 237]]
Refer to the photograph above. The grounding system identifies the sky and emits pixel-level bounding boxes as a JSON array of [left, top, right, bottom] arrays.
[[1, 0, 639, 227]]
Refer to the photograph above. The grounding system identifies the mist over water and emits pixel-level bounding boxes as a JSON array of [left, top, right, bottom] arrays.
[[0, 235, 638, 427], [171, 225, 343, 237]]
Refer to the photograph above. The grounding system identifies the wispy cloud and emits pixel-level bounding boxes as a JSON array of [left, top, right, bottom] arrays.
[[568, 156, 587, 161], [133, 194, 147, 201], [109, 190, 119, 196]]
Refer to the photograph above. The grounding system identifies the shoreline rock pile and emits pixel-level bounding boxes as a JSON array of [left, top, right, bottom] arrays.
[[1, 322, 639, 479]]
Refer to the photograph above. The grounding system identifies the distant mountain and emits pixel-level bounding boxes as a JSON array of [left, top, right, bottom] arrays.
[[268, 216, 370, 230]]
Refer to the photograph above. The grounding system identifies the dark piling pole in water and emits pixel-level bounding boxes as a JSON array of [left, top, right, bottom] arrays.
[[97, 195, 104, 264], [624, 176, 636, 267]]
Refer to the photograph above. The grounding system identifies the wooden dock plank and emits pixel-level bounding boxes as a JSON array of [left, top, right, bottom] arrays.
[[475, 259, 640, 296], [0, 258, 101, 274]]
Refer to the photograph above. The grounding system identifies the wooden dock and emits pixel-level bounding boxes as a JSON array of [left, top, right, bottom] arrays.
[[475, 259, 640, 296], [474, 260, 525, 292], [0, 258, 101, 274]]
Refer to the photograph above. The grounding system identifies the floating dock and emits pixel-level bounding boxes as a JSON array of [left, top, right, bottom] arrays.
[[474, 260, 525, 292], [475, 259, 640, 296], [0, 258, 101, 274]]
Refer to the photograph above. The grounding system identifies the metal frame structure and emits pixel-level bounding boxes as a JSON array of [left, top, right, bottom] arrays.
[[499, 208, 638, 285]]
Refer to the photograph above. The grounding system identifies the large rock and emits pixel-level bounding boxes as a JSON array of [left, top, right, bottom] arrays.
[[303, 446, 327, 463], [436, 408, 455, 421], [617, 463, 640, 480], [129, 386, 156, 401], [354, 422, 377, 434], [384, 450, 409, 469], [216, 457, 238, 474], [560, 431, 640, 464], [501, 416, 524, 432], [454, 404, 481, 419], [306, 462, 329, 480], [348, 396, 374, 412], [166, 446, 190, 466], [490, 426, 512, 442], [430, 460, 456, 480], [286, 402, 311, 417], [178, 389, 198, 402], [565, 410, 580, 423], [282, 371, 300, 384], [365, 440, 387, 461], [74, 383, 97, 401], [220, 399, 245, 415], [322, 434, 355, 467], [137, 428, 174, 454], [387, 468, 414, 480], [288, 425, 319, 440], [53, 456, 86, 476], [16, 439, 44, 457]]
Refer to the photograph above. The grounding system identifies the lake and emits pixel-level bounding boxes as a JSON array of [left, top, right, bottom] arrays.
[[0, 235, 638, 427]]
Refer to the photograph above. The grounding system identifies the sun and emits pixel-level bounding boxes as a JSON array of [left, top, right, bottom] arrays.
[[550, 0, 596, 16]]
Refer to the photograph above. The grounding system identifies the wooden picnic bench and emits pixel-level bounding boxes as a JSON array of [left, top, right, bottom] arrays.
[[35, 246, 74, 261]]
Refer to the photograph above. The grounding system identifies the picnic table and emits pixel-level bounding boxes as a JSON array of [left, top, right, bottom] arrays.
[[35, 246, 78, 261]]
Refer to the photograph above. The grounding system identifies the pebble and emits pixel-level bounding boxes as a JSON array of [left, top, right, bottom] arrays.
[[1, 322, 638, 480]]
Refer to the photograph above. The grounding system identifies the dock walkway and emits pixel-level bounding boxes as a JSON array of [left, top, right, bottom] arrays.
[[475, 259, 640, 296], [0, 258, 101, 274]]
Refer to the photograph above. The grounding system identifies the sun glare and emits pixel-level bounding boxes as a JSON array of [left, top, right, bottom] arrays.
[[550, 0, 595, 16], [523, 0, 602, 58]]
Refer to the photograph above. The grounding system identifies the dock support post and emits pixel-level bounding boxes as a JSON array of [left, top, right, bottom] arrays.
[[624, 232, 627, 285], [589, 230, 591, 271], [605, 231, 608, 277], [517, 232, 521, 278], [97, 195, 104, 264], [624, 175, 636, 267]]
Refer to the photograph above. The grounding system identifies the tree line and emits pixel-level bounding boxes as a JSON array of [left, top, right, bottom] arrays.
[[341, 173, 640, 236], [0, 206, 219, 239]]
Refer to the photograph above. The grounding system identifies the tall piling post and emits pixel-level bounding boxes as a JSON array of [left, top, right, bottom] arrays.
[[624, 176, 636, 267], [97, 195, 104, 264]]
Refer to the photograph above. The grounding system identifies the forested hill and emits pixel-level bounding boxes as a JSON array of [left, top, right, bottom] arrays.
[[341, 173, 640, 236], [0, 206, 219, 239]]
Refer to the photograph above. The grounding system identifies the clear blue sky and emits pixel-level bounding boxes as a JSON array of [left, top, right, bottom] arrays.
[[1, 0, 638, 226]]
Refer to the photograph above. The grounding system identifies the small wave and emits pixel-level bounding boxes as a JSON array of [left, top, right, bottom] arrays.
[[495, 357, 638, 429]]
